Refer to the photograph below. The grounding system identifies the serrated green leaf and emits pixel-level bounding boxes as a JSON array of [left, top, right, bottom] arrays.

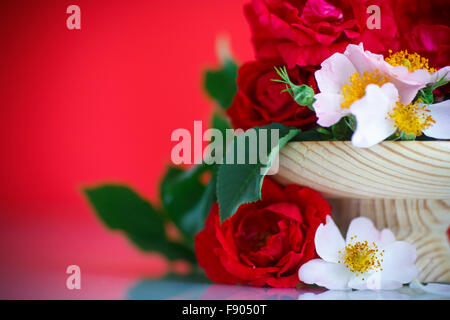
[[204, 58, 238, 109], [84, 185, 195, 262], [216, 123, 299, 222], [85, 185, 166, 237]]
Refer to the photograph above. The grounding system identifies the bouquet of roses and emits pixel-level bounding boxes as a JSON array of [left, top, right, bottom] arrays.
[[84, 0, 450, 292]]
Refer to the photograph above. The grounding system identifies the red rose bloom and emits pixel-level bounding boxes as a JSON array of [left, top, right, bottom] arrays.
[[391, 0, 450, 69], [227, 60, 318, 130], [194, 178, 331, 288], [245, 0, 399, 68]]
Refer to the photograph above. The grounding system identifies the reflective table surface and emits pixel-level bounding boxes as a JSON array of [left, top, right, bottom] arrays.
[[127, 276, 450, 300], [1, 214, 448, 300]]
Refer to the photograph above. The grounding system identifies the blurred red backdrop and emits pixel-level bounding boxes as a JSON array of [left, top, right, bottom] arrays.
[[0, 0, 252, 298]]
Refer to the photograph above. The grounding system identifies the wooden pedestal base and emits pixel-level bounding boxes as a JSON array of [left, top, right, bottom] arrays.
[[327, 198, 450, 283], [275, 141, 450, 283]]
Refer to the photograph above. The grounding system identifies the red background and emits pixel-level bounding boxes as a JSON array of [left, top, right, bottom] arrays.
[[0, 0, 252, 298]]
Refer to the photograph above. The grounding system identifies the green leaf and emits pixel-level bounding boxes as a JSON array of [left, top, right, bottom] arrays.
[[211, 112, 231, 156], [415, 72, 449, 104], [331, 117, 353, 140], [160, 164, 215, 238], [84, 185, 195, 262], [416, 87, 434, 104], [430, 72, 449, 91], [177, 175, 216, 236], [344, 114, 357, 132], [385, 132, 401, 141], [399, 131, 416, 141], [160, 114, 229, 238], [216, 123, 299, 221], [416, 134, 437, 141], [85, 185, 166, 237], [211, 112, 231, 137], [291, 128, 331, 141], [204, 58, 238, 109]]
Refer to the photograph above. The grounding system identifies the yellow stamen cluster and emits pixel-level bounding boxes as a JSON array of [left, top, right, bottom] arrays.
[[338, 236, 383, 277], [385, 50, 436, 73], [388, 101, 435, 136], [341, 71, 389, 109]]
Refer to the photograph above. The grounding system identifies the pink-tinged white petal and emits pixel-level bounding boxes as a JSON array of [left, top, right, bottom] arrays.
[[410, 279, 450, 297], [380, 241, 419, 284], [350, 83, 398, 148], [431, 66, 450, 83], [345, 216, 380, 245], [315, 53, 357, 94], [378, 229, 396, 247], [314, 215, 345, 263], [298, 259, 352, 290], [344, 43, 385, 75], [366, 273, 403, 290], [347, 275, 370, 290], [388, 67, 430, 105], [422, 100, 450, 139], [343, 43, 427, 105], [349, 274, 403, 291], [313, 92, 347, 127]]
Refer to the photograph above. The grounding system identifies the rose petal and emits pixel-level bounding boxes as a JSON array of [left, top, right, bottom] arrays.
[[378, 228, 396, 247], [315, 53, 357, 94], [314, 215, 345, 263], [350, 83, 398, 148], [388, 67, 430, 105], [350, 271, 404, 290], [366, 273, 403, 290], [313, 92, 347, 127], [344, 43, 386, 75], [380, 241, 419, 284], [422, 100, 450, 139], [264, 202, 302, 222], [347, 275, 369, 290], [345, 216, 380, 245], [217, 248, 279, 281], [298, 259, 352, 290], [194, 205, 242, 284], [264, 272, 301, 288]]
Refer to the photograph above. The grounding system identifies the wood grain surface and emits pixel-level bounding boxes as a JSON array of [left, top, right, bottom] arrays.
[[275, 141, 450, 282]]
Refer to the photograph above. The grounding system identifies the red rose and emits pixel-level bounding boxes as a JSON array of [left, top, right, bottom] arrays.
[[391, 0, 450, 69], [194, 178, 331, 288], [227, 60, 318, 130], [245, 0, 399, 68]]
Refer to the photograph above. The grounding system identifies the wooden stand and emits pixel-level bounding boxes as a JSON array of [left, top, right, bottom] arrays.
[[275, 141, 450, 282]]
